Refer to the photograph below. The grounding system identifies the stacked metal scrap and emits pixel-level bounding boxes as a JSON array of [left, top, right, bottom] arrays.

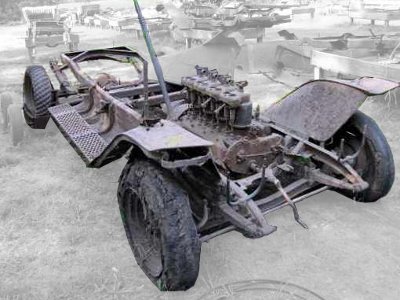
[[82, 6, 172, 32]]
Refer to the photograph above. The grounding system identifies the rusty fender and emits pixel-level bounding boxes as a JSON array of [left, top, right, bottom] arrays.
[[263, 77, 400, 142], [90, 120, 213, 169]]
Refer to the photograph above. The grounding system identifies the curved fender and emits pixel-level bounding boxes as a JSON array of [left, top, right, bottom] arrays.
[[90, 120, 213, 168], [263, 77, 399, 142], [120, 120, 213, 151]]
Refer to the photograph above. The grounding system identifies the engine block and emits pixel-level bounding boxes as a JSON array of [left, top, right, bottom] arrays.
[[182, 66, 253, 129]]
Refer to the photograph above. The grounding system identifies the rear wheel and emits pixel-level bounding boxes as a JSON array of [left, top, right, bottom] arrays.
[[118, 159, 201, 291], [335, 111, 395, 202], [7, 104, 24, 146], [23, 65, 54, 129]]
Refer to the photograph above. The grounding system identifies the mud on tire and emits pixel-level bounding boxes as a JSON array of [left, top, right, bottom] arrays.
[[23, 65, 54, 129], [118, 159, 201, 291]]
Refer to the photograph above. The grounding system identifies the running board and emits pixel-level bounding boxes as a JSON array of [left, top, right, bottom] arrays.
[[49, 104, 107, 165]]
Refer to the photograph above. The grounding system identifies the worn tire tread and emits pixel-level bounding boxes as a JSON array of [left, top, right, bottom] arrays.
[[23, 65, 53, 129], [118, 159, 201, 291]]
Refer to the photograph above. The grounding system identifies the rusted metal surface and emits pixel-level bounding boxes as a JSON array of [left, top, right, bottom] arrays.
[[161, 151, 211, 169], [334, 77, 399, 94], [224, 134, 282, 174], [26, 40, 394, 243], [46, 52, 381, 237], [263, 79, 398, 142], [47, 47, 214, 169], [18, 3, 398, 290], [121, 120, 213, 152], [181, 66, 253, 129], [49, 104, 107, 164]]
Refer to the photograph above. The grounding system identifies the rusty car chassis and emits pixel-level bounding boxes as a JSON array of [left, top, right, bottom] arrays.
[[22, 45, 396, 290]]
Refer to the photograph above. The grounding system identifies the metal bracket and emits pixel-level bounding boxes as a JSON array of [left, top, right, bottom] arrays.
[[340, 125, 367, 164], [218, 201, 277, 239], [309, 169, 368, 192], [265, 169, 309, 229]]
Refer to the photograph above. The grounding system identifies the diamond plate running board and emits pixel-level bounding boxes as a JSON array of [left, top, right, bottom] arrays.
[[49, 104, 107, 165]]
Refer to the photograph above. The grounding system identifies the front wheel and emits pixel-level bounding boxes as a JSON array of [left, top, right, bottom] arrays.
[[335, 111, 395, 202], [118, 159, 201, 291]]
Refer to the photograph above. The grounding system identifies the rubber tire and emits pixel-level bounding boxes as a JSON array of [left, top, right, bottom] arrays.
[[336, 111, 395, 202], [1, 92, 14, 131], [118, 159, 201, 291], [23, 65, 54, 129], [7, 105, 24, 146]]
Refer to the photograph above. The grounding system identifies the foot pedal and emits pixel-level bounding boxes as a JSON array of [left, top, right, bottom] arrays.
[[49, 104, 107, 165]]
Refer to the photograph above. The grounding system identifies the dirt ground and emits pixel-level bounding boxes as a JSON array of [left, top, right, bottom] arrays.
[[1, 11, 400, 300]]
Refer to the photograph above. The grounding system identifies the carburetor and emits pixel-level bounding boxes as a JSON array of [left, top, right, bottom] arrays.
[[182, 66, 253, 129]]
